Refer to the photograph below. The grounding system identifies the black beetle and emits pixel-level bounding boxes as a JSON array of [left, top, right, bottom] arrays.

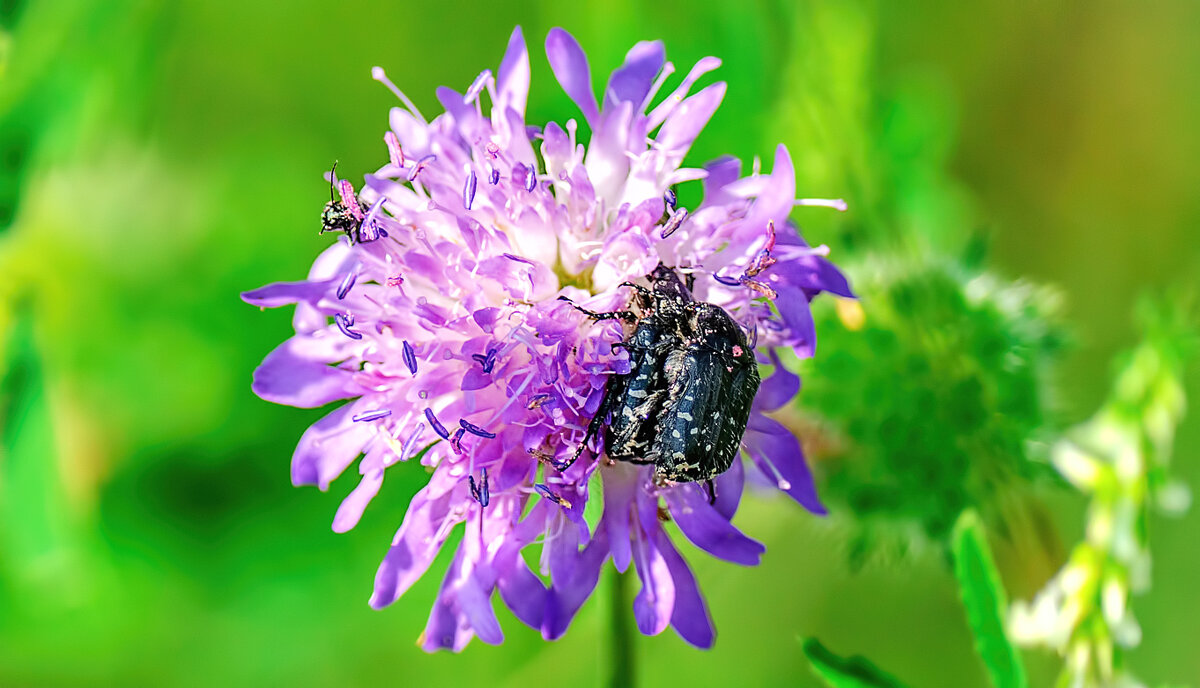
[[557, 264, 760, 484]]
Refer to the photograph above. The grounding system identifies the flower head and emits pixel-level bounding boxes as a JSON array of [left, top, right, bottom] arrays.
[[243, 27, 850, 651]]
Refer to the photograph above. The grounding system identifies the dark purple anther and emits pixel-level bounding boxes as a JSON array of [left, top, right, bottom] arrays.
[[664, 188, 677, 209], [524, 165, 536, 192], [488, 165, 500, 185], [502, 252, 535, 266], [334, 313, 362, 339], [336, 269, 357, 300], [468, 467, 490, 508], [482, 347, 497, 374], [463, 170, 477, 210], [352, 409, 392, 422], [402, 340, 418, 375], [459, 418, 496, 439], [424, 408, 450, 439], [450, 428, 466, 455], [660, 207, 688, 239], [535, 483, 570, 508], [408, 154, 436, 181], [527, 393, 551, 410], [713, 273, 742, 287]]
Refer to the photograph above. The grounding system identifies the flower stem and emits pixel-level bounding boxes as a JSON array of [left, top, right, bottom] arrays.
[[608, 566, 635, 688]]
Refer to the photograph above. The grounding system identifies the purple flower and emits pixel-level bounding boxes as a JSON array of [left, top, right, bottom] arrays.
[[243, 26, 849, 651]]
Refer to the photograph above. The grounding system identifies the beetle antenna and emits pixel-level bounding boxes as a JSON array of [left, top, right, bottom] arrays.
[[328, 161, 339, 203]]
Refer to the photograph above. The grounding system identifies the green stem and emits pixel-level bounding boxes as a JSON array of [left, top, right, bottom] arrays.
[[608, 566, 635, 688]]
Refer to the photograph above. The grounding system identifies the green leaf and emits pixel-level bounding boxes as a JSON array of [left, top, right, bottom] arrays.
[[802, 638, 912, 688], [951, 511, 1028, 688]]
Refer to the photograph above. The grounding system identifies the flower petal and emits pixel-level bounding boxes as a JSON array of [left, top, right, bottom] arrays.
[[252, 333, 362, 409], [545, 28, 599, 125], [332, 466, 384, 533], [370, 473, 463, 608], [656, 528, 715, 649], [496, 26, 530, 118], [291, 402, 374, 489], [241, 279, 336, 308], [664, 485, 765, 565], [543, 527, 609, 640], [631, 521, 675, 635], [754, 348, 800, 412], [744, 414, 826, 515], [605, 40, 665, 108], [774, 285, 817, 359], [655, 81, 726, 165]]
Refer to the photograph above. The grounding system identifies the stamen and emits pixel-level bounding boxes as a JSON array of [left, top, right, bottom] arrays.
[[334, 313, 362, 340], [663, 188, 677, 209], [402, 340, 418, 375], [463, 170, 477, 210], [424, 408, 450, 439], [338, 181, 364, 220], [524, 165, 537, 192], [464, 70, 492, 104], [352, 409, 392, 422], [408, 154, 436, 182], [371, 66, 426, 124], [386, 274, 405, 288], [660, 207, 689, 239], [488, 165, 500, 185], [757, 450, 792, 491], [336, 264, 360, 300], [502, 252, 535, 266], [358, 195, 388, 242], [400, 422, 425, 462], [384, 131, 405, 167], [744, 279, 778, 300], [795, 198, 848, 212], [483, 347, 498, 373], [484, 142, 500, 159], [534, 483, 572, 509], [459, 418, 496, 439], [527, 393, 551, 409], [712, 274, 742, 287], [450, 428, 466, 455], [468, 467, 490, 507]]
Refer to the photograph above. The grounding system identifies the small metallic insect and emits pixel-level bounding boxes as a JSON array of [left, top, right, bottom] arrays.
[[320, 162, 367, 242], [557, 264, 760, 484]]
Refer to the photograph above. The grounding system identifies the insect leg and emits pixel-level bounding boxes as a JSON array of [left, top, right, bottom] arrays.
[[704, 478, 717, 505], [547, 388, 614, 472], [556, 296, 637, 324]]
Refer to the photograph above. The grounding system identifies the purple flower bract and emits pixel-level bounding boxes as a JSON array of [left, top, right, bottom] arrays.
[[243, 26, 851, 651]]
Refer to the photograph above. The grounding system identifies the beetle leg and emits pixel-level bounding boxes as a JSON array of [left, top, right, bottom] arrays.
[[704, 478, 717, 505], [618, 281, 654, 301], [556, 296, 637, 324]]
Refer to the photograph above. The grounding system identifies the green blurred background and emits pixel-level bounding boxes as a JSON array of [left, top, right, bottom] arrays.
[[1, 1, 1197, 686]]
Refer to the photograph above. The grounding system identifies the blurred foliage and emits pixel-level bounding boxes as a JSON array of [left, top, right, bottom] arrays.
[[806, 510, 1030, 688], [1010, 296, 1195, 688], [793, 254, 1067, 559], [0, 0, 1197, 686]]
